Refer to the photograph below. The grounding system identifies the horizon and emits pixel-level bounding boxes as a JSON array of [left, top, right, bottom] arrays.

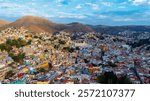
[[1, 15, 150, 26], [0, 0, 150, 25]]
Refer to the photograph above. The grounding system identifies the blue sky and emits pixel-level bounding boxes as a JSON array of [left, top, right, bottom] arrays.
[[0, 0, 150, 25]]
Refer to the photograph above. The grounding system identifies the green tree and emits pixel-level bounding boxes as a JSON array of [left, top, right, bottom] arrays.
[[5, 70, 14, 79], [97, 72, 132, 84], [9, 53, 25, 63], [63, 47, 74, 53]]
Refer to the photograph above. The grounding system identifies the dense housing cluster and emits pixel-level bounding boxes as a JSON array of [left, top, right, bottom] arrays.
[[0, 27, 150, 84]]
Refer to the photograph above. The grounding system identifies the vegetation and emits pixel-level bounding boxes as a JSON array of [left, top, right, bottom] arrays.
[[9, 53, 25, 63], [63, 47, 74, 53], [58, 39, 66, 45], [0, 43, 12, 52], [0, 38, 31, 52], [117, 75, 132, 84], [5, 70, 15, 79], [128, 39, 150, 48], [97, 71, 132, 84], [107, 61, 117, 68], [37, 68, 46, 73], [34, 35, 39, 38], [6, 38, 31, 48], [54, 44, 60, 49], [75, 46, 80, 50], [0, 38, 31, 63]]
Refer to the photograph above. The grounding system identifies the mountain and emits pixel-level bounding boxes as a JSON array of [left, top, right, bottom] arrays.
[[24, 25, 46, 33], [0, 16, 59, 33], [92, 25, 150, 35], [63, 22, 93, 33], [0, 16, 93, 34], [0, 16, 150, 35], [0, 20, 10, 27]]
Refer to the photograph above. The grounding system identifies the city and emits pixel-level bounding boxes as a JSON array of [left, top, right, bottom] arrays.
[[0, 0, 150, 84], [0, 16, 150, 84]]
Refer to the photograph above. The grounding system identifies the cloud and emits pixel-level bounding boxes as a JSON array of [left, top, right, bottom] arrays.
[[0, 0, 150, 25], [76, 4, 82, 9], [57, 12, 86, 19], [113, 18, 133, 22], [97, 15, 108, 19], [101, 2, 112, 7], [118, 6, 126, 9], [129, 0, 150, 5], [101, 10, 143, 16], [0, 2, 23, 9], [86, 3, 99, 10]]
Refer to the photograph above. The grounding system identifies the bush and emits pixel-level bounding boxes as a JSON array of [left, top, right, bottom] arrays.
[[97, 71, 132, 84], [97, 71, 118, 84], [37, 68, 46, 73], [117, 75, 132, 84], [6, 38, 31, 48], [59, 39, 66, 45], [107, 61, 117, 67], [0, 38, 31, 52], [9, 53, 25, 63], [63, 47, 74, 53], [5, 70, 15, 79], [0, 44, 12, 52], [76, 46, 80, 50]]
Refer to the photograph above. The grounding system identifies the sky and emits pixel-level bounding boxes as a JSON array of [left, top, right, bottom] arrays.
[[0, 0, 150, 25]]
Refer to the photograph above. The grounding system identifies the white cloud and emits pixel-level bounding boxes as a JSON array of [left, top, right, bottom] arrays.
[[86, 3, 99, 10], [118, 6, 126, 8], [129, 0, 150, 5], [97, 15, 108, 19], [57, 12, 86, 19], [56, 0, 63, 3], [0, 2, 44, 18], [76, 4, 82, 9], [101, 2, 112, 7], [113, 18, 133, 22], [0, 2, 23, 9]]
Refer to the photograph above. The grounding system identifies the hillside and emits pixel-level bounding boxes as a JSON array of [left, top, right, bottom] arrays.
[[0, 16, 59, 33], [63, 22, 94, 33], [0, 16, 93, 34], [0, 16, 150, 35], [0, 20, 10, 27], [92, 25, 150, 35]]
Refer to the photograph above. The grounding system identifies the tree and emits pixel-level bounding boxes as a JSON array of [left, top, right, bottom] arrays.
[[9, 53, 25, 63], [63, 47, 74, 53], [59, 39, 66, 45], [97, 71, 132, 84], [76, 46, 80, 50], [5, 70, 15, 79], [5, 38, 31, 48], [37, 68, 46, 73], [0, 44, 12, 52], [97, 71, 117, 84], [107, 61, 117, 68], [117, 75, 132, 84]]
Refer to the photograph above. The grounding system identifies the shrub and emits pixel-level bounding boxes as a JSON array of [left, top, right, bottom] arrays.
[[5, 70, 15, 79], [9, 53, 25, 63]]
